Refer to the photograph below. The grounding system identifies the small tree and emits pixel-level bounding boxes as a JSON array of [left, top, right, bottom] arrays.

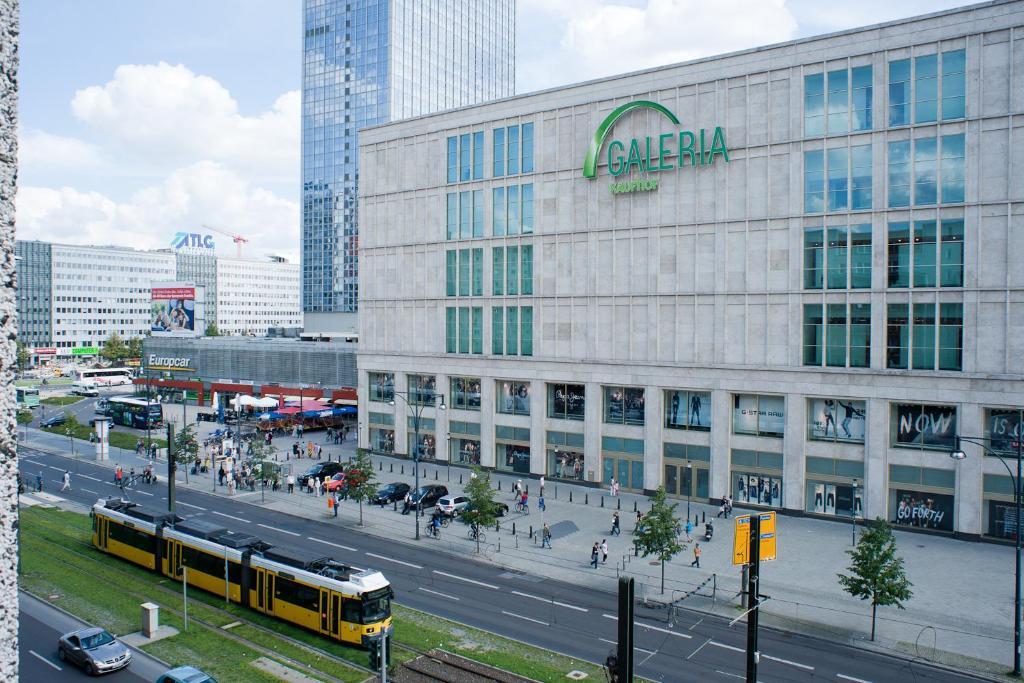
[[126, 337, 144, 359], [837, 517, 913, 641], [100, 333, 129, 363], [344, 450, 378, 525], [63, 411, 82, 455], [205, 322, 220, 337], [462, 466, 498, 553], [634, 487, 685, 594], [16, 340, 30, 373], [173, 424, 200, 484]]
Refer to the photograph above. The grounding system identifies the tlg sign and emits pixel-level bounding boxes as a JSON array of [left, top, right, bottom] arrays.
[[171, 232, 215, 250]]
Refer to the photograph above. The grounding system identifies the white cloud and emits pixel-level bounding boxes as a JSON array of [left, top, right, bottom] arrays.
[[19, 130, 105, 170], [518, 0, 798, 92], [69, 62, 299, 183], [16, 161, 299, 260]]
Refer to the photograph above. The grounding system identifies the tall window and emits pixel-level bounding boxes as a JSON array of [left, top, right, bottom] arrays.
[[445, 251, 457, 296], [851, 65, 872, 131], [827, 148, 848, 211], [472, 190, 484, 238], [604, 386, 645, 426], [458, 306, 470, 353], [472, 306, 483, 354], [804, 225, 871, 290], [459, 133, 471, 182], [507, 185, 520, 234], [803, 304, 823, 365], [827, 227, 848, 288], [827, 69, 849, 134], [914, 54, 938, 123], [446, 137, 458, 184], [522, 123, 535, 173], [886, 302, 961, 370], [445, 307, 482, 355], [472, 248, 483, 296], [493, 128, 505, 177], [887, 140, 911, 208], [446, 194, 457, 239], [938, 303, 963, 371], [939, 220, 964, 287], [458, 249, 470, 296], [887, 220, 963, 288], [914, 138, 937, 205], [850, 224, 872, 288], [850, 303, 871, 367], [459, 191, 471, 238], [889, 51, 966, 126], [940, 134, 965, 203], [888, 59, 911, 126], [851, 144, 872, 210], [522, 184, 534, 234], [941, 49, 966, 120], [804, 151, 824, 213], [804, 73, 825, 136], [492, 307, 503, 354], [805, 66, 872, 135], [521, 245, 533, 295], [803, 303, 870, 368], [493, 187, 506, 236], [492, 247, 504, 295], [548, 383, 585, 421], [446, 308, 457, 353], [507, 125, 520, 175], [472, 131, 484, 180], [804, 228, 823, 289], [506, 245, 519, 295]]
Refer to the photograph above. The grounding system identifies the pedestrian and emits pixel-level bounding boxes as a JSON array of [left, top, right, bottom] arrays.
[[601, 539, 609, 564], [612, 511, 621, 536], [685, 519, 694, 542], [726, 496, 733, 517], [613, 480, 620, 497], [691, 543, 702, 568], [539, 475, 545, 497], [402, 491, 411, 515], [36, 470, 44, 492], [326, 427, 333, 443], [115, 465, 123, 486], [538, 495, 546, 512], [717, 502, 727, 518], [513, 479, 522, 500], [542, 523, 552, 549], [635, 510, 643, 533], [227, 478, 235, 496], [135, 439, 143, 454], [287, 473, 295, 494], [610, 477, 617, 497], [590, 542, 600, 568], [60, 469, 71, 491], [333, 491, 340, 518], [328, 492, 335, 516]]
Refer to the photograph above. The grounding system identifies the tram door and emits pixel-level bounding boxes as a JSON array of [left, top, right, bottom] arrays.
[[256, 570, 265, 611], [330, 594, 341, 637], [97, 518, 108, 549], [265, 575, 274, 612], [320, 590, 329, 632]]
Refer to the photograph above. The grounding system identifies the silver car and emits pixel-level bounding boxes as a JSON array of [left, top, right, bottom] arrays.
[[58, 627, 132, 675]]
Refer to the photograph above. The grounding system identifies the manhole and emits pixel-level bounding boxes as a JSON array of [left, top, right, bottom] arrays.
[[566, 671, 589, 680]]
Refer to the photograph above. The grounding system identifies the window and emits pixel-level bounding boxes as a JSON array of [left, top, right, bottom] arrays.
[[665, 390, 711, 430], [892, 403, 957, 450], [939, 220, 964, 287], [827, 148, 848, 211], [492, 247, 504, 295], [851, 144, 872, 210], [507, 185, 520, 234], [445, 250, 457, 296], [520, 245, 533, 295], [472, 190, 484, 238], [938, 303, 962, 371], [803, 304, 823, 365], [984, 408, 1024, 455], [521, 306, 533, 356], [492, 187, 505, 236], [458, 249, 470, 296], [914, 54, 938, 123], [850, 224, 872, 288], [825, 303, 847, 367], [826, 226, 848, 289], [886, 303, 909, 368], [408, 374, 436, 406], [471, 248, 483, 296], [505, 306, 518, 355], [497, 380, 530, 415], [507, 125, 520, 174], [827, 69, 849, 134], [809, 398, 867, 443], [886, 302, 960, 370], [804, 73, 824, 136], [446, 136, 458, 183], [275, 576, 319, 613], [446, 194, 457, 240], [446, 307, 482, 355], [851, 65, 872, 131], [940, 134, 965, 203], [548, 383, 585, 421], [887, 140, 911, 208], [522, 123, 534, 173], [804, 228, 823, 289], [804, 224, 871, 290], [492, 307, 503, 354], [804, 150, 824, 213], [802, 303, 871, 368], [369, 372, 394, 402], [472, 131, 484, 180], [459, 133, 471, 182], [913, 221, 937, 287], [911, 302, 936, 370], [492, 306, 531, 356], [493, 128, 505, 177], [506, 245, 518, 295], [888, 58, 911, 126], [458, 307, 470, 353], [604, 386, 645, 426], [941, 49, 966, 120], [888, 220, 963, 288], [522, 184, 534, 234], [732, 394, 785, 437], [914, 138, 937, 205], [850, 303, 871, 367], [459, 191, 471, 238]]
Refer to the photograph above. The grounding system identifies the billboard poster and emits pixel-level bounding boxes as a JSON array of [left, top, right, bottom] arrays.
[[988, 409, 1023, 454], [665, 390, 711, 430], [809, 398, 866, 442], [733, 394, 784, 436], [894, 403, 956, 449], [151, 282, 205, 337], [891, 489, 954, 532]]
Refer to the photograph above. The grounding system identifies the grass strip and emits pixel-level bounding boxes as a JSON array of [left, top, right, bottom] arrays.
[[42, 424, 166, 450], [41, 396, 85, 406]]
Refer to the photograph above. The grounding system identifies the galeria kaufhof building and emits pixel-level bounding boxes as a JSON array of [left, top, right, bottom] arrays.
[[357, 0, 1024, 540]]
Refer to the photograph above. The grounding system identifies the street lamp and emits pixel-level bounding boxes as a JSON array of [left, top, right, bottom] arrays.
[[390, 389, 446, 540], [949, 433, 1022, 677], [685, 460, 692, 523], [851, 479, 859, 547], [446, 432, 451, 482]]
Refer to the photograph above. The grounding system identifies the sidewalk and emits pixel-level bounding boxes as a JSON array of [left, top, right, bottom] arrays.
[[20, 427, 1017, 676]]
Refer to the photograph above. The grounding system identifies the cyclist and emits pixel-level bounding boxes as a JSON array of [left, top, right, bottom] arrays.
[[517, 491, 529, 514], [429, 512, 442, 538]]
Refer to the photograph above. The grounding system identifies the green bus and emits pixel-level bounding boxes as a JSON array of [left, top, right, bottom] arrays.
[[108, 397, 163, 429], [16, 387, 40, 408]]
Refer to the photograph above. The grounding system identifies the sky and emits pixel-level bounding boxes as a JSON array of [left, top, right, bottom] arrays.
[[17, 0, 972, 261]]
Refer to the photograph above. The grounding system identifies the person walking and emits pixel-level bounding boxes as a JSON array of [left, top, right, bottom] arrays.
[[609, 477, 618, 497], [690, 543, 702, 568], [541, 523, 552, 549], [402, 491, 411, 515], [590, 542, 600, 568], [287, 473, 295, 494], [60, 469, 70, 491], [539, 475, 545, 497], [512, 479, 522, 501], [218, 464, 226, 487], [36, 470, 44, 492], [115, 465, 123, 486], [601, 539, 609, 564], [333, 490, 340, 517], [717, 496, 728, 518], [685, 519, 694, 542], [611, 511, 621, 536]]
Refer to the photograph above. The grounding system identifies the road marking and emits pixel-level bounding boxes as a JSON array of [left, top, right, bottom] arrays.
[[511, 590, 588, 612], [762, 654, 814, 671], [601, 613, 692, 639], [501, 610, 548, 626], [837, 675, 872, 683], [28, 650, 61, 671], [709, 641, 745, 653], [366, 553, 423, 569], [715, 671, 743, 680], [80, 474, 100, 481], [599, 637, 654, 654], [687, 637, 713, 660], [133, 489, 154, 496], [22, 460, 43, 467], [81, 488, 97, 495], [258, 523, 300, 537], [432, 570, 498, 590], [177, 501, 206, 511], [48, 466, 63, 471], [212, 511, 248, 523], [418, 587, 460, 601], [308, 537, 358, 552]]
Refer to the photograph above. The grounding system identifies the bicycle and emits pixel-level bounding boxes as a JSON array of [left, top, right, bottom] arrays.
[[440, 515, 452, 528], [468, 526, 486, 544], [515, 502, 530, 515], [427, 523, 441, 539]]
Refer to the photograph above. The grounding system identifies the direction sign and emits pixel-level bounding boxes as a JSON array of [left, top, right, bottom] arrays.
[[732, 511, 777, 565]]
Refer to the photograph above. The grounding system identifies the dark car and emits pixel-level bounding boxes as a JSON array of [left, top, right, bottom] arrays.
[[40, 413, 66, 428], [373, 482, 410, 505], [299, 461, 345, 483], [465, 500, 509, 517], [409, 484, 448, 509], [58, 627, 132, 675]]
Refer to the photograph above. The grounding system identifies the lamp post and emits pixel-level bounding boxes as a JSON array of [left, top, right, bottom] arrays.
[[446, 432, 452, 482], [390, 389, 446, 540], [685, 460, 692, 522], [950, 432, 1022, 677], [851, 479, 859, 547]]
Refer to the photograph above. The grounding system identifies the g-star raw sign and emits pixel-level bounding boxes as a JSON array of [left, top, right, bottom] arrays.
[[147, 354, 193, 371], [583, 100, 729, 193]]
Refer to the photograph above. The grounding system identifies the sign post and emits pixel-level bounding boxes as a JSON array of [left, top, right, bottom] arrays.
[[732, 512, 777, 683]]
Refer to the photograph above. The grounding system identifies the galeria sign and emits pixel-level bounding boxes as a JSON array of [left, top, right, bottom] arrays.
[[583, 101, 729, 193]]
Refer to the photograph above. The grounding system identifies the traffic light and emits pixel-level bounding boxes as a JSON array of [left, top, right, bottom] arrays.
[[368, 639, 381, 671]]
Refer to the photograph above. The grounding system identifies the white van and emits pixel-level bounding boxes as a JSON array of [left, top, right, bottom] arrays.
[[71, 382, 100, 397]]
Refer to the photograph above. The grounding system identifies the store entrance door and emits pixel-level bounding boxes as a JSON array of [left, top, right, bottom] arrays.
[[603, 456, 643, 491]]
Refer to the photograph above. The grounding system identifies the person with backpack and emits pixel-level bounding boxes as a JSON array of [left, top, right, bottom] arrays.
[[611, 511, 621, 536]]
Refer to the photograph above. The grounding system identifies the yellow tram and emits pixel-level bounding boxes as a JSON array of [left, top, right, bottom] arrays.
[[91, 499, 392, 647]]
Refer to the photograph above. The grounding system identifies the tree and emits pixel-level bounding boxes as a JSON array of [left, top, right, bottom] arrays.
[[126, 337, 144, 359], [462, 466, 499, 553], [173, 424, 200, 484], [63, 412, 82, 455], [16, 340, 29, 373], [205, 322, 220, 337], [634, 487, 685, 594], [100, 333, 129, 363], [344, 450, 378, 525], [837, 517, 913, 641]]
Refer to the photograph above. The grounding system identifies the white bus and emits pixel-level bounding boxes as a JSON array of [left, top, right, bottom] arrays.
[[76, 367, 135, 386]]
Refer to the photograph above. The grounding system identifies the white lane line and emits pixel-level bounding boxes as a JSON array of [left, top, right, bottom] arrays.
[[366, 553, 423, 569], [687, 637, 713, 660], [762, 654, 814, 671], [709, 641, 745, 653], [212, 511, 248, 523], [28, 650, 61, 671], [511, 590, 588, 612], [81, 488, 97, 495], [258, 523, 300, 537], [22, 460, 43, 467], [601, 613, 692, 639], [837, 675, 872, 683], [715, 671, 742, 680], [308, 537, 358, 552], [598, 637, 655, 655], [418, 587, 460, 601], [177, 501, 207, 511], [501, 610, 549, 626], [432, 570, 498, 590], [133, 489, 154, 496], [48, 466, 63, 471], [80, 474, 100, 481]]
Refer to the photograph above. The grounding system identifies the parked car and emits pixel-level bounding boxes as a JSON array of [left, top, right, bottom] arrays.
[[465, 500, 509, 517], [299, 461, 345, 483], [57, 627, 132, 675], [40, 413, 66, 428], [409, 484, 448, 509], [435, 494, 470, 517], [71, 383, 100, 397], [156, 665, 218, 683], [373, 482, 410, 505], [324, 472, 348, 493]]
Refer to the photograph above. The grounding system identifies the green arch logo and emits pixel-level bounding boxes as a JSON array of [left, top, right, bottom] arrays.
[[582, 101, 680, 179]]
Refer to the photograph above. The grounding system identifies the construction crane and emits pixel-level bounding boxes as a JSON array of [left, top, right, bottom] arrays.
[[202, 223, 250, 258]]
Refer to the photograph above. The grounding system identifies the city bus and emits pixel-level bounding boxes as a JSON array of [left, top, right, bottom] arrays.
[[77, 367, 135, 386], [107, 397, 163, 429], [16, 387, 40, 408]]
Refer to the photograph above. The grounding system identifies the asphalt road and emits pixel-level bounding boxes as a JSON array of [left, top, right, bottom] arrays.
[[19, 591, 168, 682], [19, 440, 992, 683]]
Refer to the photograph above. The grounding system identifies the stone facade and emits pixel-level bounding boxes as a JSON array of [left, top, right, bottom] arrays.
[[357, 1, 1024, 538]]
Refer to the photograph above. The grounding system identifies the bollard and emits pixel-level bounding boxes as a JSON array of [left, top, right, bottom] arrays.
[[702, 511, 706, 523], [401, 465, 404, 475], [434, 471, 438, 480], [512, 522, 516, 536], [498, 480, 502, 490], [617, 498, 621, 510], [633, 500, 637, 512], [459, 474, 463, 484], [555, 485, 558, 499], [600, 496, 604, 508], [526, 484, 529, 495], [390, 463, 393, 473], [569, 490, 573, 503], [393, 500, 397, 511], [585, 493, 589, 505], [529, 525, 533, 539], [379, 461, 383, 471], [496, 520, 500, 532], [634, 544, 639, 557]]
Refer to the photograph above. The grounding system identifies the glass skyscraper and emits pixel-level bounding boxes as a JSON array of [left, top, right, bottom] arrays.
[[302, 0, 515, 318]]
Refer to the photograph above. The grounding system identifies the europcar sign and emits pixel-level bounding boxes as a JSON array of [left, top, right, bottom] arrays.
[[147, 354, 193, 372], [583, 101, 729, 193]]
